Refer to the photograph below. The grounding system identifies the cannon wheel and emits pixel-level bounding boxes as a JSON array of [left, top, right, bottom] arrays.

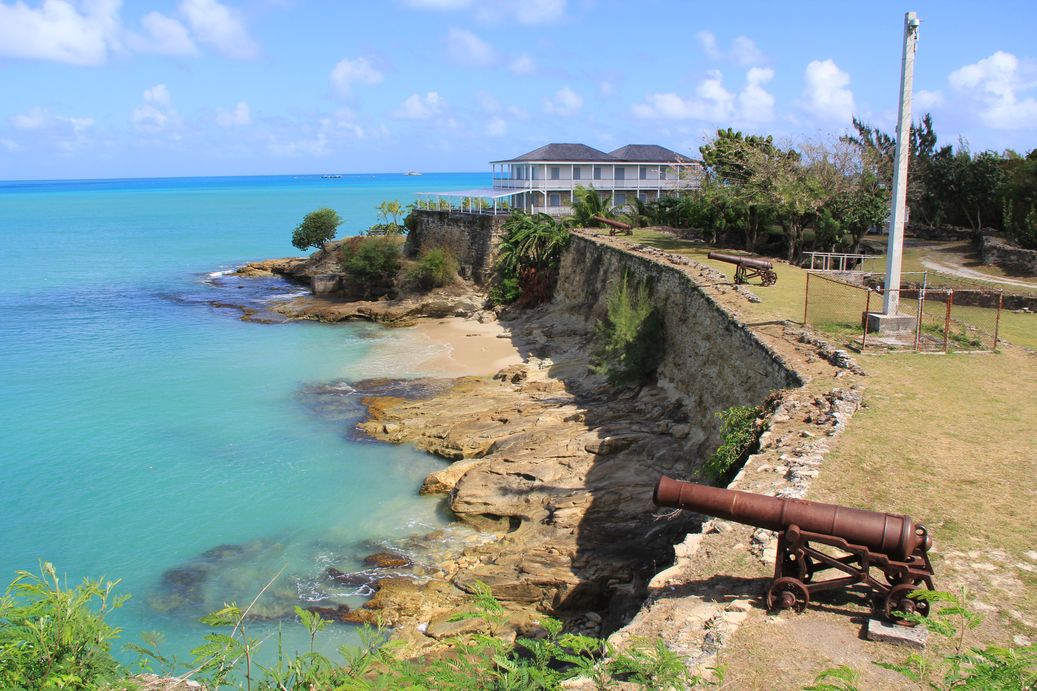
[[761, 269, 778, 287], [883, 583, 930, 624], [767, 577, 809, 613]]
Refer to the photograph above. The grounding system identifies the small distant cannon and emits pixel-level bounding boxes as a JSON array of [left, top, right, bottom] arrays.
[[591, 215, 632, 236], [707, 251, 778, 286], [654, 476, 935, 624]]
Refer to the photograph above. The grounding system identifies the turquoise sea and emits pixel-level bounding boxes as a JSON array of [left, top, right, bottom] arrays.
[[0, 172, 486, 667]]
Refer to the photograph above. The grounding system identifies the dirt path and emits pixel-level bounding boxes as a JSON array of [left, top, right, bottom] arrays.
[[921, 254, 1037, 289]]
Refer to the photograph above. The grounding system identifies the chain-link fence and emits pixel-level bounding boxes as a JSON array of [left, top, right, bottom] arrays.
[[804, 272, 1005, 353]]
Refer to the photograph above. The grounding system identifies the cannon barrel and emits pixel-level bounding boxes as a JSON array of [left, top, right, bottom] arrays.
[[707, 251, 773, 271], [654, 476, 930, 561]]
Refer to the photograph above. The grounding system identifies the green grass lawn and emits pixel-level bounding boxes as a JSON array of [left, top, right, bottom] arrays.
[[629, 229, 1037, 351], [626, 226, 1037, 656]]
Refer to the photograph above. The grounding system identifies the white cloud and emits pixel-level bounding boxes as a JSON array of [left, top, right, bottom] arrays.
[[0, 138, 19, 151], [696, 30, 766, 66], [329, 57, 384, 99], [511, 0, 565, 25], [731, 36, 766, 66], [10, 107, 49, 130], [509, 53, 535, 75], [0, 0, 121, 65], [132, 11, 197, 55], [949, 51, 1037, 130], [486, 116, 507, 136], [543, 86, 583, 115], [9, 107, 94, 142], [132, 83, 178, 131], [802, 59, 855, 122], [402, 0, 567, 25], [914, 89, 945, 110], [695, 31, 721, 60], [446, 27, 494, 67], [633, 68, 774, 123], [393, 91, 444, 120], [216, 101, 251, 126], [179, 0, 257, 60], [739, 67, 775, 122]]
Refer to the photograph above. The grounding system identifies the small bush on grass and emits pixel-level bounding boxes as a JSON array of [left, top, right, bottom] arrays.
[[405, 247, 458, 291], [702, 405, 765, 484], [591, 271, 664, 386], [339, 235, 402, 286]]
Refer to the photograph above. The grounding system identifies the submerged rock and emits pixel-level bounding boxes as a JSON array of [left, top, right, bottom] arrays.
[[362, 551, 414, 569]]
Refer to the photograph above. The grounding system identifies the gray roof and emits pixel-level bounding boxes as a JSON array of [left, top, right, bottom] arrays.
[[609, 144, 692, 163], [502, 143, 616, 162]]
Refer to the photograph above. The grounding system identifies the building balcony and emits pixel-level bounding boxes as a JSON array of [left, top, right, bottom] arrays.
[[491, 177, 695, 191]]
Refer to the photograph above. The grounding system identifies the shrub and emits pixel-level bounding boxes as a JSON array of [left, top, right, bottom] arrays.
[[702, 406, 765, 483], [340, 236, 402, 286], [0, 562, 126, 689], [590, 272, 664, 386], [291, 207, 342, 250], [493, 211, 571, 306], [405, 247, 458, 291]]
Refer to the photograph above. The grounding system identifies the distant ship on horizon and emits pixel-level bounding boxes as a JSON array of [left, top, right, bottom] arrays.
[[405, 171, 422, 176], [320, 174, 343, 179]]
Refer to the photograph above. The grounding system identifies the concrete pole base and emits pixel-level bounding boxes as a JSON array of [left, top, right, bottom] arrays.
[[865, 312, 917, 335]]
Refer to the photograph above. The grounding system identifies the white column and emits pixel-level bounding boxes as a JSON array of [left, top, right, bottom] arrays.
[[883, 11, 919, 315]]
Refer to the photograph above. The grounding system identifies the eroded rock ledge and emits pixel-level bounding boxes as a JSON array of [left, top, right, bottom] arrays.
[[334, 232, 865, 658]]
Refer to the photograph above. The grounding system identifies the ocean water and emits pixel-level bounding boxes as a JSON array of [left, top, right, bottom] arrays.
[[0, 173, 486, 668]]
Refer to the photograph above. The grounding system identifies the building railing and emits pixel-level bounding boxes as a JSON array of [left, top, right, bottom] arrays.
[[492, 178, 694, 191]]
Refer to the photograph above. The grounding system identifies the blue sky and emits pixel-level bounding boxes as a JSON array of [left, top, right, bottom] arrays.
[[1, 0, 1035, 180]]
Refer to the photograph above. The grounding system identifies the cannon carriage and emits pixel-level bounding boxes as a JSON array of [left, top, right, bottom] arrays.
[[707, 251, 778, 286], [654, 476, 935, 624]]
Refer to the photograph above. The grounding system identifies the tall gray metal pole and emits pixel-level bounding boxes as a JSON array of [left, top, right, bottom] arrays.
[[883, 11, 919, 315]]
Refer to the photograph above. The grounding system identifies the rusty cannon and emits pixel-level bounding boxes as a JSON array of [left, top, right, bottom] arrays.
[[653, 476, 935, 624], [707, 251, 778, 286]]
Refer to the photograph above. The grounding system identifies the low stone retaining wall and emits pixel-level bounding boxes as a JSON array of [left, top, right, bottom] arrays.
[[980, 233, 1037, 276]]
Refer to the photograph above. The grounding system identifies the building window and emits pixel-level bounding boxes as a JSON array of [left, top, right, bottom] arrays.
[[573, 167, 581, 180], [615, 192, 626, 205], [660, 169, 667, 180], [593, 166, 602, 180], [639, 167, 647, 180], [615, 168, 625, 181], [638, 192, 648, 202], [550, 167, 560, 180], [549, 193, 561, 207]]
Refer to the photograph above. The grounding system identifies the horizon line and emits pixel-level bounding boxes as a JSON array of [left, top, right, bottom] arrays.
[[0, 170, 487, 185]]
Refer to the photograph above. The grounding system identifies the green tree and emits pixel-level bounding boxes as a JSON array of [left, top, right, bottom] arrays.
[[371, 200, 407, 236], [292, 207, 342, 250], [700, 129, 791, 251], [570, 185, 615, 227]]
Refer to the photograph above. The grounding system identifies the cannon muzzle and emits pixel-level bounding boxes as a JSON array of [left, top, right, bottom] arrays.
[[654, 476, 930, 561]]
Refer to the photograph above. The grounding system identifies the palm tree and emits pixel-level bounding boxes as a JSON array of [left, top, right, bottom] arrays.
[[570, 185, 615, 227]]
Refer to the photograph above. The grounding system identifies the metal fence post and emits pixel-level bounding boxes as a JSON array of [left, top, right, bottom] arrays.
[[943, 290, 954, 354], [862, 289, 871, 351], [993, 290, 1004, 350], [914, 286, 923, 352], [803, 272, 811, 325]]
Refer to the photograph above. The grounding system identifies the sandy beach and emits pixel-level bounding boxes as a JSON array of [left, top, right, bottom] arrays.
[[404, 317, 524, 376]]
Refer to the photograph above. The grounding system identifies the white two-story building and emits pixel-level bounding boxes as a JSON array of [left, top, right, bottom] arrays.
[[417, 142, 702, 216], [491, 143, 701, 215]]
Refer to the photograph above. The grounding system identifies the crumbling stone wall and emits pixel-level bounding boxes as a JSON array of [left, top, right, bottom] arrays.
[[554, 233, 803, 454], [404, 210, 508, 284]]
